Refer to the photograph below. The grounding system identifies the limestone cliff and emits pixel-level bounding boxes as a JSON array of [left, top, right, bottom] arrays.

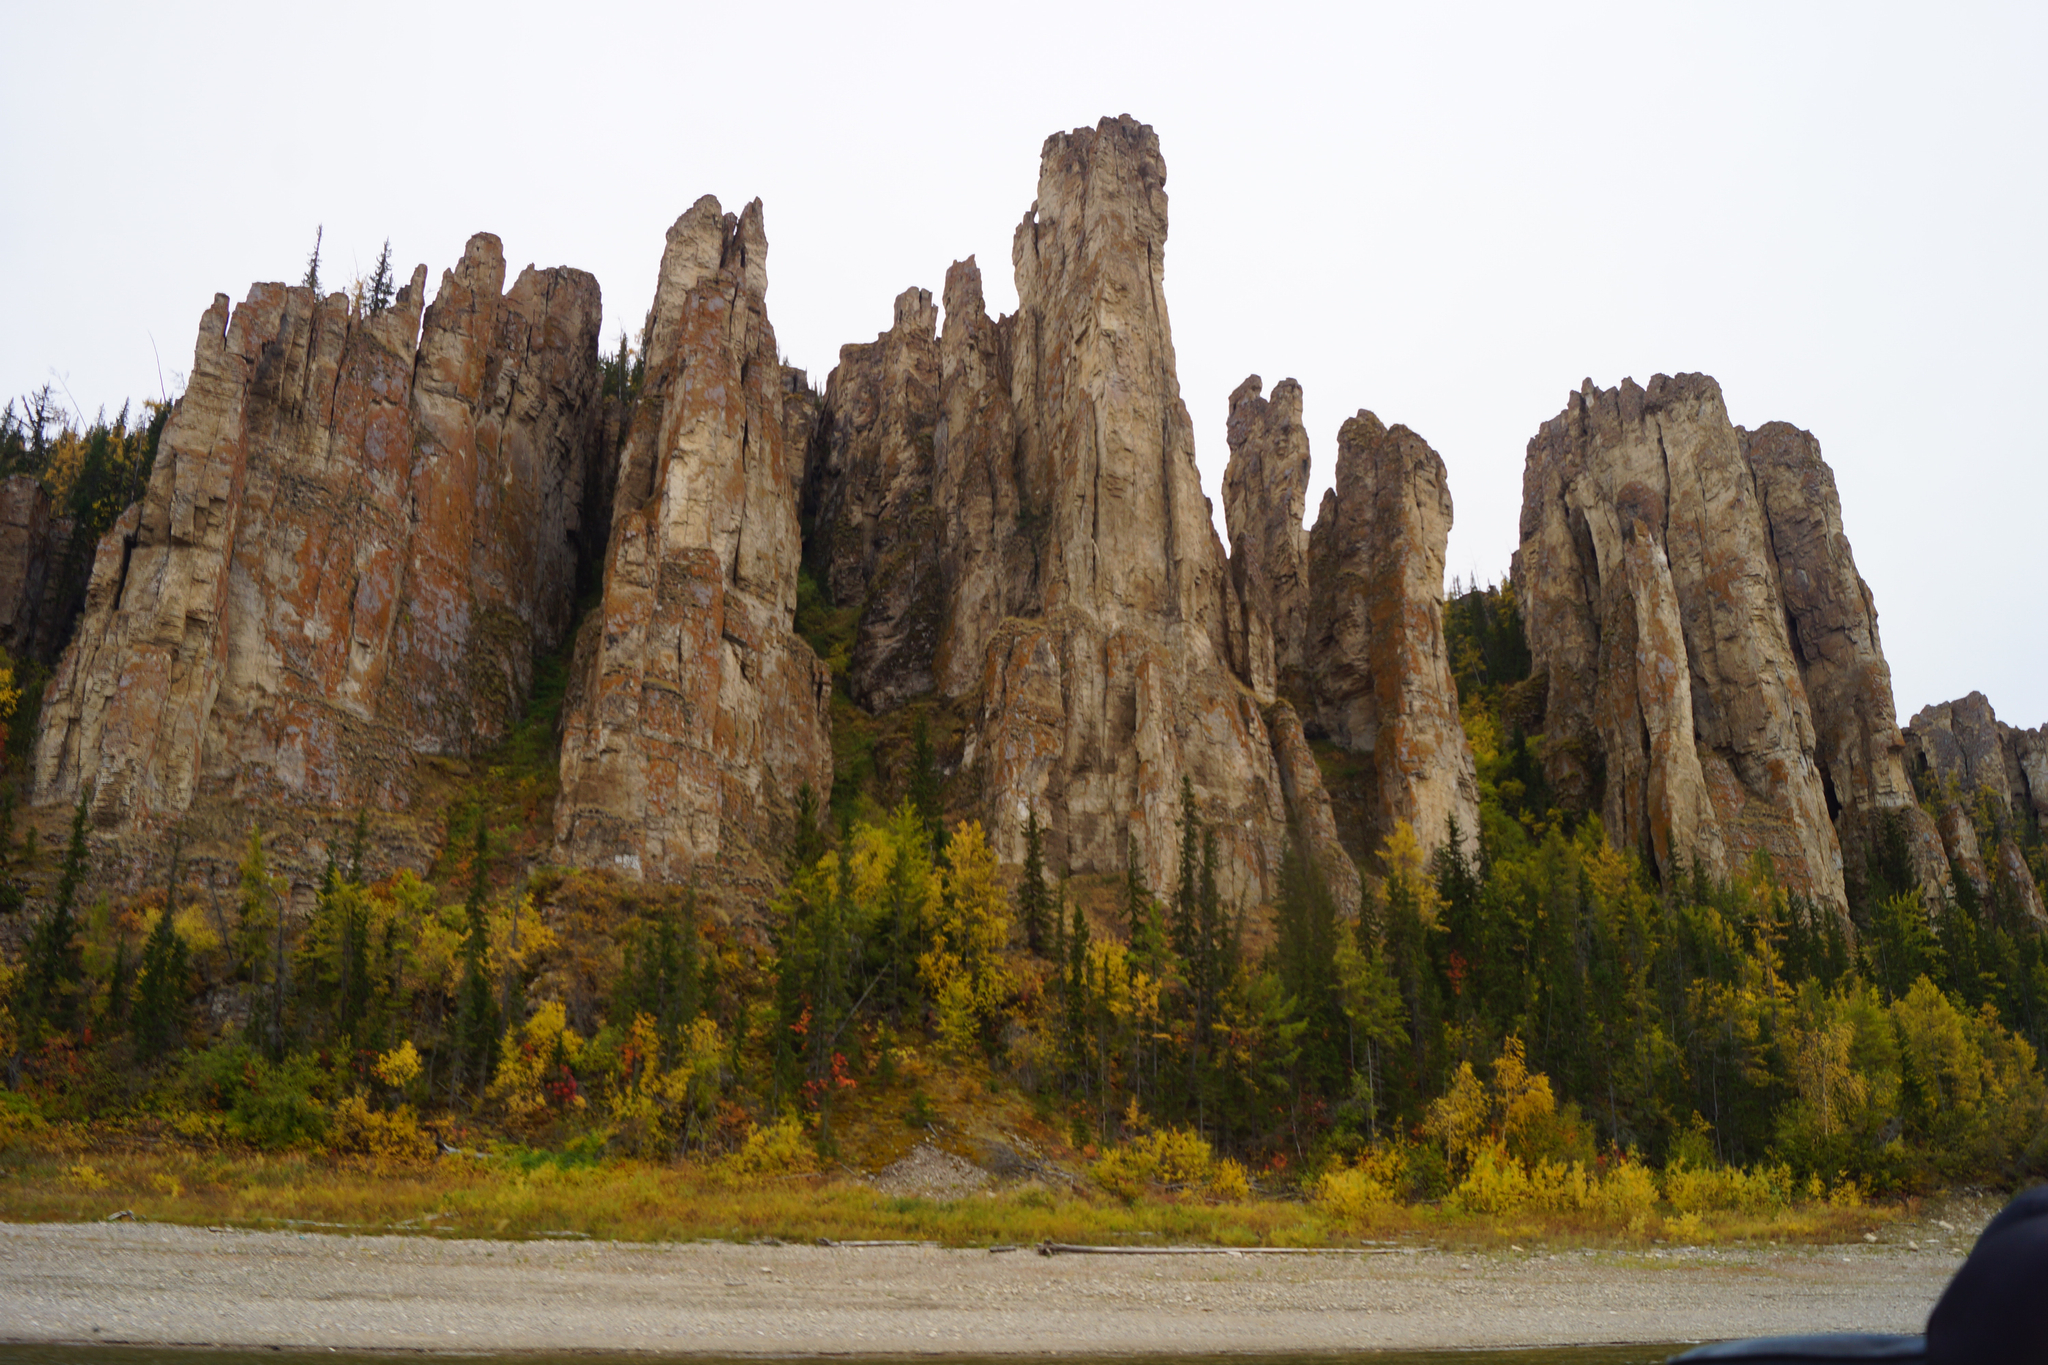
[[1513, 375, 1847, 911], [552, 197, 832, 892], [1905, 693, 2048, 925], [35, 235, 603, 844], [803, 287, 943, 711], [1302, 411, 1480, 862]]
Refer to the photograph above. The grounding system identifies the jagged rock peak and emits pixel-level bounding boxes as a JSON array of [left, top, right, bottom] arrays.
[[35, 235, 603, 855], [1905, 693, 2048, 926], [1304, 409, 1479, 862], [1008, 114, 1223, 638], [554, 195, 831, 896], [1221, 375, 1312, 703]]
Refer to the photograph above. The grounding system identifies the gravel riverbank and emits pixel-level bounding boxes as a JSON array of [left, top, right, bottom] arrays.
[[0, 1221, 1957, 1355]]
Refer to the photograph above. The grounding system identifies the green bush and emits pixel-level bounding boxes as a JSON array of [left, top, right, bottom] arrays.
[[180, 1045, 330, 1150]]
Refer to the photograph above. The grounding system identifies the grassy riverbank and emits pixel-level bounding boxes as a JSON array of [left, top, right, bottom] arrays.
[[0, 1138, 1901, 1249]]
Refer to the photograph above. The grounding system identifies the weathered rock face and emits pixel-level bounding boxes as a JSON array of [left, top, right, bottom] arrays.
[[803, 288, 943, 711], [1300, 411, 1481, 862], [0, 476, 58, 655], [35, 235, 603, 838], [1742, 421, 1949, 903], [1221, 377, 1312, 703], [1513, 375, 1848, 911], [1905, 693, 2048, 924], [553, 197, 832, 892]]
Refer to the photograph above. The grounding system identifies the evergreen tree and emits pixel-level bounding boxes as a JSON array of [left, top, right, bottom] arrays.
[[1337, 907, 1408, 1140], [1171, 776, 1201, 965], [906, 715, 943, 854], [1051, 878, 1069, 998], [1122, 832, 1159, 963], [131, 836, 191, 1060], [1017, 809, 1050, 955], [365, 239, 396, 316], [20, 791, 91, 1036], [1862, 889, 1943, 1000], [1857, 807, 1922, 914], [236, 824, 292, 1059], [103, 938, 133, 1029], [347, 809, 369, 883], [0, 792, 21, 917], [1194, 828, 1232, 1014], [790, 782, 826, 872], [1064, 893, 1091, 1078], [8, 385, 61, 477], [617, 890, 704, 1049], [453, 811, 498, 1103], [302, 225, 324, 294]]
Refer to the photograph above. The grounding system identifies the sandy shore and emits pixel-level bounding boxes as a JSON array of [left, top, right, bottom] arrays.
[[0, 1221, 1957, 1356]]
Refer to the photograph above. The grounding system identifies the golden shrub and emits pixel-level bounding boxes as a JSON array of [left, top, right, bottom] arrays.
[[325, 1095, 436, 1166], [1089, 1128, 1218, 1201], [715, 1116, 817, 1182], [1313, 1168, 1388, 1224], [1596, 1155, 1658, 1228], [1662, 1159, 1793, 1215], [1207, 1158, 1251, 1202], [1452, 1145, 1533, 1214], [490, 1002, 586, 1127], [374, 1040, 422, 1090]]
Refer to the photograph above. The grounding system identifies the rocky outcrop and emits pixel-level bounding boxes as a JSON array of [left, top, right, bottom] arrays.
[[0, 476, 58, 655], [803, 287, 943, 710], [1513, 375, 1849, 911], [553, 197, 832, 891], [1300, 411, 1481, 862], [34, 235, 603, 837], [1905, 694, 2048, 924]]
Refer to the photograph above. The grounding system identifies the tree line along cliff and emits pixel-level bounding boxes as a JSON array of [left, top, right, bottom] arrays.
[[4, 113, 2041, 953]]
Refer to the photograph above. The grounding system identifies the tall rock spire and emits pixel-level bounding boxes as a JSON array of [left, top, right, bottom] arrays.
[[552, 197, 831, 893], [1303, 411, 1481, 863], [1221, 376, 1312, 704]]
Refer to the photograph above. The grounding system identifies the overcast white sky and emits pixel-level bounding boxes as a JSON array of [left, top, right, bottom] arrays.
[[3, 1, 2041, 728]]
